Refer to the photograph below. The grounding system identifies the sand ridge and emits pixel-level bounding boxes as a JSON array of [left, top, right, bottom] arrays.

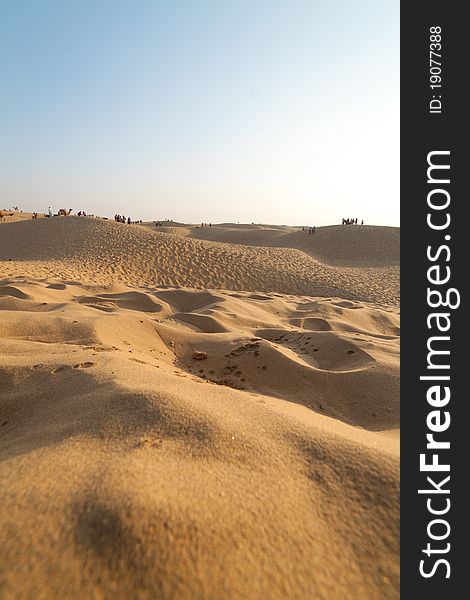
[[0, 216, 399, 599], [148, 221, 400, 267], [0, 217, 399, 305]]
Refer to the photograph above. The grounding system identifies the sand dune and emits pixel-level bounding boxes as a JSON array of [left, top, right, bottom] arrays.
[[0, 217, 399, 305], [0, 209, 45, 223], [146, 222, 399, 267], [0, 216, 399, 599]]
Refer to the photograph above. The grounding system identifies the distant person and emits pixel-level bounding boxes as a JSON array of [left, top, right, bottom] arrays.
[[48, 207, 52, 218], [127, 216, 131, 224], [361, 219, 364, 225], [355, 218, 358, 225]]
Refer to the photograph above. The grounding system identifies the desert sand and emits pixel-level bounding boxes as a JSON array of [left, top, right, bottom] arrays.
[[0, 214, 399, 599], [146, 221, 400, 267]]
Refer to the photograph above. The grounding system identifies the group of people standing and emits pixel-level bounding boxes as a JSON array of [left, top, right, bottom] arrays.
[[342, 217, 363, 225], [114, 214, 131, 224]]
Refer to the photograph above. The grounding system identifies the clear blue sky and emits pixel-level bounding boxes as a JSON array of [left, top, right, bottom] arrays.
[[0, 1, 399, 225]]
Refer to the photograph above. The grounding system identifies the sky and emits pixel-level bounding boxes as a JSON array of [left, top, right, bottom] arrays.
[[0, 1, 399, 226]]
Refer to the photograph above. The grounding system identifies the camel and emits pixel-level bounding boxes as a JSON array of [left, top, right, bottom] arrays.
[[58, 208, 73, 216]]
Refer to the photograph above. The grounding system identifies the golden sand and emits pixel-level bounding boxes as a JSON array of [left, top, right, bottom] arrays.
[[0, 214, 399, 599]]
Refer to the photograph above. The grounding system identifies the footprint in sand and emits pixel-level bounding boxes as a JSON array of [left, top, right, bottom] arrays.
[[73, 362, 95, 369]]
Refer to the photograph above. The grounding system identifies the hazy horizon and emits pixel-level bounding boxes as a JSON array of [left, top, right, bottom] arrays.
[[0, 1, 399, 227]]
